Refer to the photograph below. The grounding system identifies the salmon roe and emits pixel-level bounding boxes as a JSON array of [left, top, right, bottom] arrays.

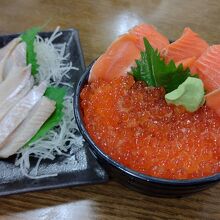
[[80, 75, 220, 179]]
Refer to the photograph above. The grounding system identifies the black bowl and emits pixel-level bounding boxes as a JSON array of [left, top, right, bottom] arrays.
[[74, 62, 220, 197]]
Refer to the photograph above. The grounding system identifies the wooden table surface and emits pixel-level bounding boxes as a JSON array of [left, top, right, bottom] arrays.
[[0, 0, 219, 219]]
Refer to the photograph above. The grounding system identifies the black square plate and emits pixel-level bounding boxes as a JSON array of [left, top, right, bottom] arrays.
[[0, 29, 108, 196]]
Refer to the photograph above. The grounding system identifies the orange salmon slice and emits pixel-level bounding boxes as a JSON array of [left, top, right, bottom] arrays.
[[89, 24, 170, 83], [192, 45, 220, 92], [162, 28, 208, 63], [205, 88, 220, 117], [129, 23, 169, 51], [176, 56, 197, 70], [88, 34, 140, 83]]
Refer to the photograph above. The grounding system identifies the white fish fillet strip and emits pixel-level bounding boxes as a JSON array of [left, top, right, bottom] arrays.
[[3, 42, 27, 79], [0, 65, 32, 104], [0, 96, 55, 158], [0, 38, 21, 81], [0, 75, 34, 121], [0, 38, 21, 60], [0, 82, 47, 147]]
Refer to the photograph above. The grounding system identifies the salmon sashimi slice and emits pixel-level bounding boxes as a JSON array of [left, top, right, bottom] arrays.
[[88, 34, 140, 83], [192, 45, 220, 92], [162, 28, 209, 63], [205, 88, 220, 117], [129, 23, 169, 51], [89, 24, 170, 83], [176, 56, 197, 70]]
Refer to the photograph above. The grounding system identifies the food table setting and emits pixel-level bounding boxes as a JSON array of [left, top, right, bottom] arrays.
[[0, 0, 219, 219]]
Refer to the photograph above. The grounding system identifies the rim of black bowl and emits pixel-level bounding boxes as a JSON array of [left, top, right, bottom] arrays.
[[74, 61, 220, 186]]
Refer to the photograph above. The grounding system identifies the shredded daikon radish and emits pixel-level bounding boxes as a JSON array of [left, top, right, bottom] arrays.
[[15, 27, 84, 179], [15, 94, 84, 179], [34, 26, 79, 86]]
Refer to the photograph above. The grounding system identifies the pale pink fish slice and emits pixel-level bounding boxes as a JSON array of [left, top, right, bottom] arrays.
[[0, 82, 47, 148], [0, 38, 21, 81], [0, 96, 55, 158]]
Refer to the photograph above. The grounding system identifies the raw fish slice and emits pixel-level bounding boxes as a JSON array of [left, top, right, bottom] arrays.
[[89, 34, 140, 82], [0, 38, 21, 60], [205, 88, 220, 117], [0, 82, 47, 148], [192, 45, 220, 92], [162, 28, 208, 63], [0, 65, 31, 105], [0, 96, 55, 158], [3, 42, 27, 79], [176, 56, 197, 70], [0, 76, 34, 121], [0, 38, 21, 81], [129, 23, 169, 51], [89, 24, 170, 83]]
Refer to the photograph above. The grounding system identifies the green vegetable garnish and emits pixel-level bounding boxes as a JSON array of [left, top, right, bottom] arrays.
[[165, 77, 205, 112], [28, 87, 66, 144], [131, 38, 195, 93], [21, 27, 41, 75]]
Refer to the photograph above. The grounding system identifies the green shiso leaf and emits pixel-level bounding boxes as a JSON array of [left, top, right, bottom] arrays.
[[131, 38, 195, 93], [27, 87, 66, 145], [21, 27, 41, 75]]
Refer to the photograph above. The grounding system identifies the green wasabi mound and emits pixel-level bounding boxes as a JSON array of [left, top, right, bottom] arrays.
[[165, 77, 205, 112]]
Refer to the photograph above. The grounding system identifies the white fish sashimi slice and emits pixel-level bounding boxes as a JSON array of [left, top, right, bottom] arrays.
[[0, 76, 34, 121], [9, 42, 26, 67], [0, 65, 31, 104], [0, 38, 21, 82], [0, 96, 55, 158], [3, 42, 27, 79], [0, 38, 21, 60], [6, 65, 32, 100], [0, 82, 47, 148]]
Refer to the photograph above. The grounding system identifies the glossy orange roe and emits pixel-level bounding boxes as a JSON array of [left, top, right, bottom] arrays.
[[80, 75, 220, 179]]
